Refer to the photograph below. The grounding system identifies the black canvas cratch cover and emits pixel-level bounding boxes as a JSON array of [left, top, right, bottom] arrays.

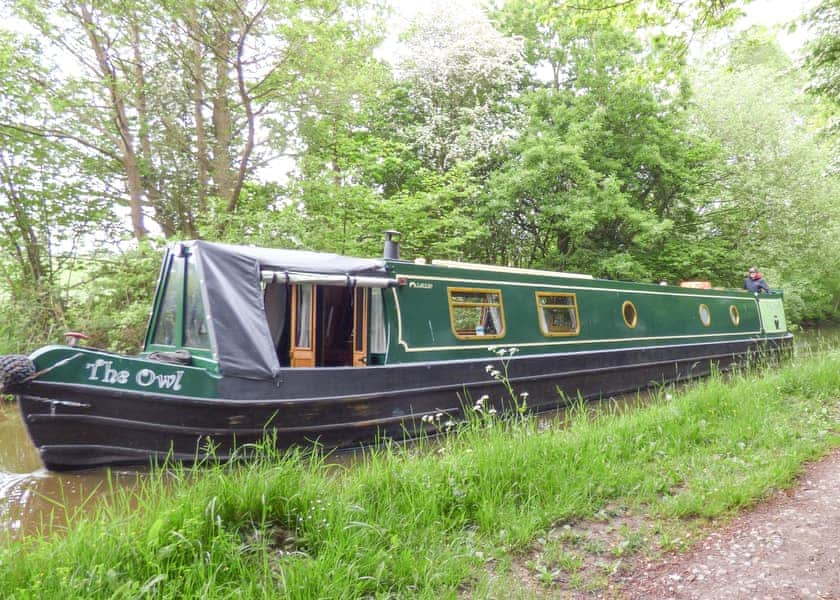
[[187, 241, 388, 380]]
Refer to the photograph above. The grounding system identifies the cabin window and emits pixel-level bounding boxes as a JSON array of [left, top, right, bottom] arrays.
[[698, 304, 711, 327], [448, 288, 505, 340], [729, 305, 740, 326], [536, 292, 580, 336], [152, 255, 184, 346], [622, 300, 638, 329], [183, 258, 211, 349], [370, 288, 387, 354]]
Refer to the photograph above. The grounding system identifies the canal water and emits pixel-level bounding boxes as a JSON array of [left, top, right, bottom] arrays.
[[0, 402, 145, 538], [2, 325, 838, 539]]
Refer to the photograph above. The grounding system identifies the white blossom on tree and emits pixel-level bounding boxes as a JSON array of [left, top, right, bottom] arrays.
[[394, 1, 526, 171]]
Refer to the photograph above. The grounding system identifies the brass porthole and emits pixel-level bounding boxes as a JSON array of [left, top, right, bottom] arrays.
[[622, 300, 638, 329], [699, 304, 711, 327], [729, 305, 740, 326]]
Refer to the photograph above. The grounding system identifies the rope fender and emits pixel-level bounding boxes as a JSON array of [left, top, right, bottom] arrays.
[[0, 354, 36, 393]]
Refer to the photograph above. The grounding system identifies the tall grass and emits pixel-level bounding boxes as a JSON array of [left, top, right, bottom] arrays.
[[1, 349, 838, 599]]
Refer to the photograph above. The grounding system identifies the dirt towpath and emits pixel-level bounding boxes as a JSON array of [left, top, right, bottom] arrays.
[[617, 447, 840, 599]]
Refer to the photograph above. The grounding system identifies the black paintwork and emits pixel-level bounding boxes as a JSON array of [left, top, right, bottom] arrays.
[[17, 335, 792, 470]]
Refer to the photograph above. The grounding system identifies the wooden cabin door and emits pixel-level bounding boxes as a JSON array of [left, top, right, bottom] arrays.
[[290, 284, 316, 367], [352, 287, 368, 367]]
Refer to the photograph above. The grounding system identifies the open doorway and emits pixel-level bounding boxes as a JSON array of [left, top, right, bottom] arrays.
[[284, 284, 368, 367]]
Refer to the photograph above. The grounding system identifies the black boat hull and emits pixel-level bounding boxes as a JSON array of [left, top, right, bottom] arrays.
[[18, 335, 792, 470]]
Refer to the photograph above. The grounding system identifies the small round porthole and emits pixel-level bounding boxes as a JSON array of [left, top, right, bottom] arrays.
[[729, 305, 740, 326], [622, 300, 638, 329], [698, 304, 711, 327]]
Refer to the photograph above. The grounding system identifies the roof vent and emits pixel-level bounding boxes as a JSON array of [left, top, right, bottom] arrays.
[[383, 230, 401, 260]]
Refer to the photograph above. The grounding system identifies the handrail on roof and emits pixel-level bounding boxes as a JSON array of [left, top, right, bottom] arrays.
[[429, 259, 594, 280], [261, 271, 395, 288]]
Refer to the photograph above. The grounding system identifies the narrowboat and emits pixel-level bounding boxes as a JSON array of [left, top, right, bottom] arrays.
[[1, 233, 792, 470]]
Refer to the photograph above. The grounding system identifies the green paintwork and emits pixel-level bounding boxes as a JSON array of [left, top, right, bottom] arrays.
[[382, 261, 785, 363], [28, 346, 221, 398], [24, 249, 789, 402], [128, 249, 789, 381], [757, 297, 787, 333]]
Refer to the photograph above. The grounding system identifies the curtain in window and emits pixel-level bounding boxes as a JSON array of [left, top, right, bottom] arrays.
[[369, 288, 386, 353], [296, 285, 312, 348]]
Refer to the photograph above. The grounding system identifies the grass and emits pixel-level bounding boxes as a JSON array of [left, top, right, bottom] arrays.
[[1, 346, 838, 599]]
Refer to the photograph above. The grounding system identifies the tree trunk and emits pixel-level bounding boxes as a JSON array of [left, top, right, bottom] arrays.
[[0, 155, 43, 283], [78, 3, 147, 240], [130, 20, 174, 236], [185, 3, 210, 222], [210, 26, 237, 210], [229, 4, 266, 214]]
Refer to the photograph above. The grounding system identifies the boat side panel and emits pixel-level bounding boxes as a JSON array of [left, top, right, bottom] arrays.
[[27, 346, 220, 399], [386, 268, 768, 362], [758, 297, 788, 333]]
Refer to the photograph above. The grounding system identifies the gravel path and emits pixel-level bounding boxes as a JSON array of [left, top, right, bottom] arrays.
[[619, 447, 840, 599]]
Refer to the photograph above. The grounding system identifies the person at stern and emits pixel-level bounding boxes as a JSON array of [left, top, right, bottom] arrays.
[[744, 266, 770, 293]]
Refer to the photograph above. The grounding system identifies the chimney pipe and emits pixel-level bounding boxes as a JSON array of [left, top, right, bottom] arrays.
[[383, 230, 401, 260]]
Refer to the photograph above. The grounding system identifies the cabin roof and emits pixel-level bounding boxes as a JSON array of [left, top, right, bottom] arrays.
[[166, 241, 390, 381], [183, 240, 388, 276]]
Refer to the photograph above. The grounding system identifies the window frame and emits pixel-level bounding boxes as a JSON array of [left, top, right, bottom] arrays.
[[622, 300, 638, 329], [447, 287, 506, 341], [183, 256, 212, 350], [698, 303, 712, 327], [149, 254, 185, 349], [535, 292, 580, 337], [145, 249, 215, 360]]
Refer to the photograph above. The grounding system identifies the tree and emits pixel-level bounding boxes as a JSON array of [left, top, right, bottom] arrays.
[[691, 31, 840, 321], [393, 3, 526, 173], [5, 0, 384, 239], [0, 31, 114, 346], [287, 2, 525, 259], [803, 0, 840, 172], [476, 7, 718, 280], [804, 0, 840, 108]]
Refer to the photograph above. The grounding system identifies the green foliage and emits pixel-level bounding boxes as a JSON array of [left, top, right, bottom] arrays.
[[0, 30, 120, 351], [64, 243, 165, 352], [803, 0, 840, 199], [5, 0, 387, 239], [805, 0, 840, 108], [0, 243, 165, 354], [690, 30, 840, 320], [474, 15, 717, 280]]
